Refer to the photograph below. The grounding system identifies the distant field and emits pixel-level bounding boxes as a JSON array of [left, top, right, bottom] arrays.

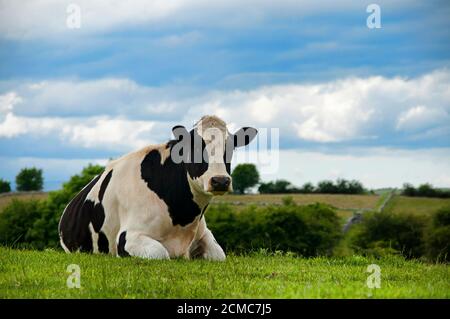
[[384, 196, 450, 216], [0, 192, 48, 211], [1, 248, 449, 298], [213, 194, 380, 210], [2, 192, 449, 220], [0, 192, 382, 222]]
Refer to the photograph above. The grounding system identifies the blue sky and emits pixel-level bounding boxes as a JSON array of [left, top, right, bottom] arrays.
[[1, 0, 450, 190]]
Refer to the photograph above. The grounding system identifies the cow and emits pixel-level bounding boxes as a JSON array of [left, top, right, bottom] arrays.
[[58, 115, 257, 260]]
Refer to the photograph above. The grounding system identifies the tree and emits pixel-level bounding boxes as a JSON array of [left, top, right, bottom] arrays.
[[300, 182, 315, 194], [417, 183, 436, 197], [402, 183, 416, 196], [15, 167, 44, 191], [231, 164, 259, 194], [0, 178, 11, 193], [348, 180, 365, 194], [316, 180, 337, 194]]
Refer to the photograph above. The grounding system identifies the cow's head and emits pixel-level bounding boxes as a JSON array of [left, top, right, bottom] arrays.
[[171, 115, 257, 196]]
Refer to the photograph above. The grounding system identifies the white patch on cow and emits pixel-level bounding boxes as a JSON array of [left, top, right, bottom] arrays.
[[190, 218, 226, 261], [158, 144, 171, 165], [89, 223, 99, 253], [60, 237, 70, 253], [192, 115, 231, 192], [122, 231, 170, 259], [200, 229, 226, 261]]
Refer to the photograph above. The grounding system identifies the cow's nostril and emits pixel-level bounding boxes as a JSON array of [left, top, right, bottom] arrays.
[[211, 176, 231, 190], [211, 177, 219, 186]]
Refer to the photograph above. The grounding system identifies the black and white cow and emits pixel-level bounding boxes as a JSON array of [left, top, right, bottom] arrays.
[[58, 115, 257, 260]]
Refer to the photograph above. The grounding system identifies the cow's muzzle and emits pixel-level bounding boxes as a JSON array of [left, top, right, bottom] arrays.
[[209, 175, 231, 194]]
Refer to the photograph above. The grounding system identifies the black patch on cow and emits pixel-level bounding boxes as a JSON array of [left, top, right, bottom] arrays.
[[98, 170, 113, 202], [98, 231, 109, 254], [58, 175, 101, 252], [166, 139, 177, 149], [141, 149, 203, 226], [90, 201, 105, 233], [59, 170, 113, 253], [184, 130, 208, 179], [117, 231, 130, 257]]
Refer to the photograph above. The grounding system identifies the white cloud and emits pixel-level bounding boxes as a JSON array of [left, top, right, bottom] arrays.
[[185, 69, 450, 143], [5, 78, 190, 119], [396, 105, 449, 131], [1, 68, 449, 151], [157, 31, 203, 47], [0, 0, 419, 39], [0, 92, 22, 117], [0, 113, 156, 151]]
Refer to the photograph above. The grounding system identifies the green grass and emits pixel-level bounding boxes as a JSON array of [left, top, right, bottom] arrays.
[[1, 247, 448, 298], [384, 196, 450, 216]]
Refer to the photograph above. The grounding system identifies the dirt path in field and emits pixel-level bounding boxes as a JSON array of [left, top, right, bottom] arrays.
[[342, 189, 396, 233]]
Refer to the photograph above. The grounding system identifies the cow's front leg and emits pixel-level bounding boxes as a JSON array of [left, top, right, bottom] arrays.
[[117, 230, 169, 259], [190, 228, 226, 261]]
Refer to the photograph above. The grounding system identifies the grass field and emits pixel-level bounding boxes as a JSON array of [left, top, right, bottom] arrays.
[[213, 193, 380, 210], [384, 196, 450, 216], [0, 247, 449, 298], [0, 192, 48, 212], [212, 193, 381, 221]]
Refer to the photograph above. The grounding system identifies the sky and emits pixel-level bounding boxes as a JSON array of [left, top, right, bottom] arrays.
[[0, 0, 449, 190]]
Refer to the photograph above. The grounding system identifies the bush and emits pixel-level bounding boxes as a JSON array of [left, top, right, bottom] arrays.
[[0, 199, 44, 249], [0, 164, 104, 250], [206, 202, 342, 256], [425, 206, 450, 262], [15, 167, 44, 191], [0, 178, 11, 193], [348, 211, 427, 259]]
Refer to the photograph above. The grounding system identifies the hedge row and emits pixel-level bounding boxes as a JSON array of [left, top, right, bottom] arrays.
[[346, 207, 450, 262], [206, 202, 342, 256], [0, 164, 104, 250]]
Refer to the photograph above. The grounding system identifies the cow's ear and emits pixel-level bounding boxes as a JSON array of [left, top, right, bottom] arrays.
[[172, 125, 189, 142], [233, 127, 258, 148]]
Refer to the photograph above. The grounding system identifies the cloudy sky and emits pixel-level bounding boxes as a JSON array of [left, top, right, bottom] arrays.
[[1, 0, 449, 190]]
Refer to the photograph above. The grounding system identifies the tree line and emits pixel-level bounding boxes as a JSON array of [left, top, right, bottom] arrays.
[[231, 164, 365, 194], [0, 168, 44, 193], [258, 179, 366, 194], [231, 164, 449, 197], [402, 183, 450, 198], [1, 164, 448, 198]]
